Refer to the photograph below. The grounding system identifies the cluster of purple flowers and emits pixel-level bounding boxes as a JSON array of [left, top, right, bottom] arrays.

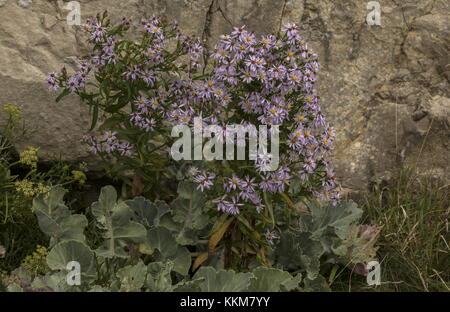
[[48, 15, 341, 240], [186, 23, 341, 214], [190, 168, 266, 215], [48, 15, 204, 161], [81, 131, 133, 156]]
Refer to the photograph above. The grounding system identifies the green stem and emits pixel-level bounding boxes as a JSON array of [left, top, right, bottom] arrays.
[[263, 192, 275, 227]]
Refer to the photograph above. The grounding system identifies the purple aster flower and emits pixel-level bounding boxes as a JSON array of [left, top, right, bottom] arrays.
[[47, 72, 60, 91], [254, 201, 265, 213], [141, 69, 157, 86], [212, 195, 232, 213], [66, 76, 80, 92], [240, 69, 254, 83], [194, 172, 215, 191], [298, 169, 309, 181], [282, 23, 299, 39], [103, 131, 117, 144], [259, 174, 276, 193], [261, 35, 275, 49], [245, 55, 265, 72], [188, 167, 200, 177], [135, 96, 149, 110], [118, 142, 133, 156], [224, 175, 241, 193], [303, 157, 316, 174], [104, 141, 118, 153], [264, 229, 279, 245], [239, 31, 256, 45], [122, 65, 142, 80], [119, 17, 131, 26], [92, 23, 107, 37], [239, 176, 257, 193], [228, 196, 243, 215], [47, 72, 59, 84], [145, 24, 162, 35], [274, 169, 291, 192]]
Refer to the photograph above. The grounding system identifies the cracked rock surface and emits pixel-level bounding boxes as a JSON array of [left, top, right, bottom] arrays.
[[0, 0, 448, 192]]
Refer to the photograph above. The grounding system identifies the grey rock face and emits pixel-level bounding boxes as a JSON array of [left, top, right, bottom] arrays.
[[0, 0, 448, 192], [17, 0, 32, 9]]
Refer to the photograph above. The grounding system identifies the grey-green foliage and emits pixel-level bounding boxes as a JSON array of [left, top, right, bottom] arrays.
[[191, 266, 302, 292], [146, 227, 191, 276], [116, 260, 147, 291], [161, 182, 210, 245], [194, 267, 254, 292], [7, 184, 220, 292], [33, 186, 88, 246], [6, 184, 362, 293], [275, 200, 363, 280], [248, 267, 302, 292], [125, 184, 200, 276], [46, 240, 96, 277], [91, 186, 147, 258]]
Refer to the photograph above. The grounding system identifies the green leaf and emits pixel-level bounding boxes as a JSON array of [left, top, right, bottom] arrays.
[[116, 261, 147, 292], [98, 115, 124, 132], [275, 231, 323, 280], [33, 186, 88, 246], [173, 278, 204, 292], [89, 285, 111, 292], [248, 267, 301, 292], [147, 227, 191, 276], [194, 267, 253, 292], [89, 104, 99, 131], [303, 275, 331, 292], [33, 272, 72, 292], [55, 88, 70, 102], [145, 261, 174, 292], [46, 240, 96, 277], [301, 200, 363, 240], [125, 197, 169, 228], [281, 273, 303, 292], [91, 186, 147, 258], [172, 182, 208, 230], [168, 182, 209, 245]]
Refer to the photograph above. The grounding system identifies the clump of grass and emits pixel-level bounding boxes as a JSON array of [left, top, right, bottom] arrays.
[[334, 168, 449, 292]]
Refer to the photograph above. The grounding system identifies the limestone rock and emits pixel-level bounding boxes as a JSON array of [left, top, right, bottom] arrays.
[[0, 0, 448, 192]]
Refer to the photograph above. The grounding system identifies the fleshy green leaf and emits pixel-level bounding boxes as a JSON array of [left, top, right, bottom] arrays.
[[301, 200, 363, 241], [33, 186, 88, 246], [145, 261, 174, 292], [167, 182, 209, 245], [125, 197, 169, 228], [194, 267, 253, 292], [91, 186, 147, 258], [147, 227, 191, 276], [303, 275, 331, 292], [116, 261, 147, 292], [46, 240, 96, 277], [275, 231, 323, 280], [248, 267, 301, 292]]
